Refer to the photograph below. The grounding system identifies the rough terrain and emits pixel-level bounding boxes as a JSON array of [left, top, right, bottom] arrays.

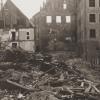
[[0, 49, 100, 100]]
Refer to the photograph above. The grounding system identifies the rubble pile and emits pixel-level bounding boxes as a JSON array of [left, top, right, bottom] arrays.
[[0, 48, 34, 62], [0, 51, 100, 99]]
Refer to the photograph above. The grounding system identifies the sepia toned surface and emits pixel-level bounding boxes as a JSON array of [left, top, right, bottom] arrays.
[[0, 0, 99, 100]]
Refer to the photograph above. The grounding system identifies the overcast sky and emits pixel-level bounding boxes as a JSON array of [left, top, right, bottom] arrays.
[[2, 0, 46, 19]]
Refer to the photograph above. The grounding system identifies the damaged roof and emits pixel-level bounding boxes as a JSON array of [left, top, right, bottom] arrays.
[[0, 0, 33, 29]]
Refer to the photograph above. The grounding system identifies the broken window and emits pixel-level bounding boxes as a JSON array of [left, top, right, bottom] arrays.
[[66, 16, 71, 23], [56, 16, 61, 23], [27, 32, 29, 35], [12, 32, 16, 41], [27, 36, 30, 40], [46, 16, 52, 23], [63, 0, 67, 9], [63, 3, 67, 9], [12, 43, 17, 48], [26, 32, 30, 40]]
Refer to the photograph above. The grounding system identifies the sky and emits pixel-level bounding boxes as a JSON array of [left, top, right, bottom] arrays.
[[2, 0, 46, 19]]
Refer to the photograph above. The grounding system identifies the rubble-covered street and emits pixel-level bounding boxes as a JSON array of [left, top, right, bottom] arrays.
[[0, 49, 99, 100]]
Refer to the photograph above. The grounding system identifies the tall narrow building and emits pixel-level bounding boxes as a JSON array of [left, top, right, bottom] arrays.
[[77, 0, 100, 64]]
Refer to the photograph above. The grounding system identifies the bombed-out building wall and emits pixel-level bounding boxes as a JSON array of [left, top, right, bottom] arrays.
[[32, 0, 77, 51]]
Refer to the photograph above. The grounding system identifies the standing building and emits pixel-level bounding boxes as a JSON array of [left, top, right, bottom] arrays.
[[77, 0, 100, 64], [32, 0, 77, 51], [0, 0, 35, 52]]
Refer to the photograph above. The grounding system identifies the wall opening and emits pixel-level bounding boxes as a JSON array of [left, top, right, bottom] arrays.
[[12, 43, 17, 48], [12, 32, 16, 41]]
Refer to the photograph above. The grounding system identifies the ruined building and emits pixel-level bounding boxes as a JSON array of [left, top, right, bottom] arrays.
[[32, 0, 100, 64], [0, 0, 35, 52], [32, 0, 77, 51]]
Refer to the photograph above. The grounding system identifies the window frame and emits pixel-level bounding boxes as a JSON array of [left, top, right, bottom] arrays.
[[12, 43, 17, 48], [89, 14, 96, 23], [27, 36, 30, 40], [89, 0, 95, 7], [90, 29, 96, 38], [27, 32, 29, 35], [26, 32, 30, 40]]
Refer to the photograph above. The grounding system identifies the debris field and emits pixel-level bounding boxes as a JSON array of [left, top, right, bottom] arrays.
[[0, 49, 100, 100]]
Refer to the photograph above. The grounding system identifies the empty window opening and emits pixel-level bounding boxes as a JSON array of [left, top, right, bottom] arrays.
[[46, 16, 52, 23], [66, 16, 71, 23], [12, 32, 16, 41], [56, 16, 61, 23], [12, 43, 17, 48]]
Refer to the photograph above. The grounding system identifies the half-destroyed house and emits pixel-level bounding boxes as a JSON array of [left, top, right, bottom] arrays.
[[0, 0, 35, 52]]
